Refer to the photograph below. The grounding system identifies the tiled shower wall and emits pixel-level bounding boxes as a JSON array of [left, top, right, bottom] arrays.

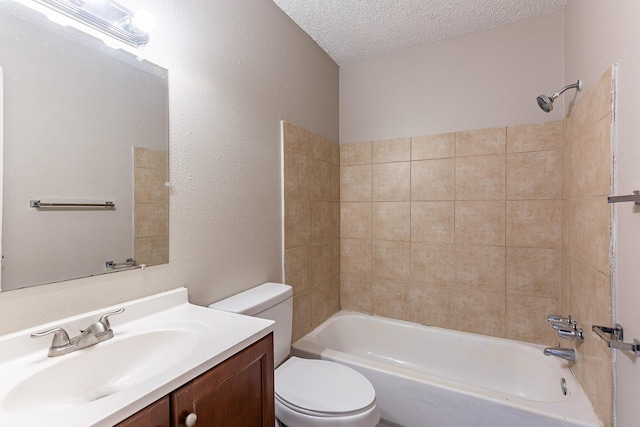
[[340, 123, 563, 344], [283, 122, 341, 342], [561, 68, 613, 426]]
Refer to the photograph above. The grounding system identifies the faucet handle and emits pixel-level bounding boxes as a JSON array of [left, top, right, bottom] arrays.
[[98, 308, 125, 331], [31, 327, 71, 348], [547, 314, 572, 324]]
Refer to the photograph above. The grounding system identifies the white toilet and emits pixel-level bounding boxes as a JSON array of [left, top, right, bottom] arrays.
[[209, 282, 380, 427]]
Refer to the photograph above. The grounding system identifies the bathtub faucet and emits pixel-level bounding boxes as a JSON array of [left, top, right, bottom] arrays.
[[543, 347, 576, 363]]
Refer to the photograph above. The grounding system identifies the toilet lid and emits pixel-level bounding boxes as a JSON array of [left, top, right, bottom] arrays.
[[275, 357, 376, 416]]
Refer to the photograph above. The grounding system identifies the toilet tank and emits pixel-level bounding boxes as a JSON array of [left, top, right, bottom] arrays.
[[209, 282, 293, 366]]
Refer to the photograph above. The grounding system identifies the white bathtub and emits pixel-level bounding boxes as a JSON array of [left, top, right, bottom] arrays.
[[291, 311, 602, 427]]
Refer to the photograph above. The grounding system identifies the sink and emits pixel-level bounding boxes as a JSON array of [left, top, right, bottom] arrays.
[[3, 329, 198, 415], [0, 288, 274, 426]]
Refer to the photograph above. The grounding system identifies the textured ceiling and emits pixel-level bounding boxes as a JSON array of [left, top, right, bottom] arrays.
[[273, 0, 566, 66]]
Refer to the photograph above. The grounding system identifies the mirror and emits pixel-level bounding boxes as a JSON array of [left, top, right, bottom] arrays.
[[0, 1, 169, 291]]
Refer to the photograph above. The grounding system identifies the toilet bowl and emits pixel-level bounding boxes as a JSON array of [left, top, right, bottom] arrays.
[[209, 282, 380, 427]]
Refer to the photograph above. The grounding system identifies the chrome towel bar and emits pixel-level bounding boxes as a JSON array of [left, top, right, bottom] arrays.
[[592, 324, 640, 357], [30, 200, 115, 208], [607, 190, 640, 204]]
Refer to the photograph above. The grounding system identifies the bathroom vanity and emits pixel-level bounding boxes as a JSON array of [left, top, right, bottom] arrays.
[[116, 334, 274, 427], [0, 288, 275, 426]]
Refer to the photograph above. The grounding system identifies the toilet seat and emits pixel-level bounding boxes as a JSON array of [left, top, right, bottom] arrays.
[[275, 357, 377, 419]]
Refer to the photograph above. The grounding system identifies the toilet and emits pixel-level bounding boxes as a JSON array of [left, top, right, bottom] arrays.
[[209, 282, 380, 427]]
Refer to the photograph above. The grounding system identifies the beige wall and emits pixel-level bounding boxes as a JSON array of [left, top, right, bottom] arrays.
[[0, 0, 339, 334], [282, 123, 340, 341], [561, 67, 613, 427], [339, 11, 565, 144], [565, 2, 640, 426], [340, 123, 562, 344]]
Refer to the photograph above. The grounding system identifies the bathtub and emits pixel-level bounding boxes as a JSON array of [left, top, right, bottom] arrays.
[[291, 311, 602, 427]]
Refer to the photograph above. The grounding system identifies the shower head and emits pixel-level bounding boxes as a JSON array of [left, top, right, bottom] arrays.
[[536, 79, 583, 113]]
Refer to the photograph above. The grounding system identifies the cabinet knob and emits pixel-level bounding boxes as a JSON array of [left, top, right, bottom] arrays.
[[185, 412, 198, 427]]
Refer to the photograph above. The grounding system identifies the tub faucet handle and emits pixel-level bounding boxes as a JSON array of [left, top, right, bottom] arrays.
[[547, 314, 572, 324]]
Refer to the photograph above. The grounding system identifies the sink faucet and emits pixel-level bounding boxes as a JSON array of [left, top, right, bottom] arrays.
[[31, 308, 124, 357], [543, 347, 577, 363]]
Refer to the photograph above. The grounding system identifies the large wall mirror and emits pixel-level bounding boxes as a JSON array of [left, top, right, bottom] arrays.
[[0, 1, 169, 291]]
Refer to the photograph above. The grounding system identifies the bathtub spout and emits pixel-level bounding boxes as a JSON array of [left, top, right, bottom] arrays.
[[543, 347, 576, 362]]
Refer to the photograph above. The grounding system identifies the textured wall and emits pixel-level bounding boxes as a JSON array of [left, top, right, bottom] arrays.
[[340, 122, 562, 344], [0, 0, 339, 334], [282, 122, 340, 341]]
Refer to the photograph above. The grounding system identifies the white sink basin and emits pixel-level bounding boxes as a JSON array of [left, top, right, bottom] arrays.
[[0, 288, 274, 426], [4, 329, 198, 415]]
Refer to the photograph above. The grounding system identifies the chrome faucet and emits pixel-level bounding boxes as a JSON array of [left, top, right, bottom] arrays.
[[543, 347, 577, 363], [31, 308, 124, 357]]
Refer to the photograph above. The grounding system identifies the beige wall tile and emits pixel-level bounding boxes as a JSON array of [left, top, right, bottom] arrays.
[[584, 66, 612, 129], [311, 135, 339, 165], [330, 239, 340, 278], [134, 236, 169, 266], [135, 202, 169, 238], [455, 127, 506, 157], [411, 201, 455, 243], [409, 284, 455, 329], [505, 294, 559, 345], [454, 289, 506, 338], [411, 159, 454, 201], [572, 116, 612, 198], [312, 278, 340, 328], [341, 274, 372, 313], [506, 151, 561, 200], [506, 121, 561, 153], [562, 116, 573, 199], [455, 201, 506, 246], [411, 133, 455, 160], [373, 137, 411, 163], [311, 159, 338, 201], [372, 278, 410, 321], [563, 197, 610, 275], [284, 201, 310, 249], [283, 122, 310, 156], [341, 142, 372, 166], [372, 162, 411, 201], [284, 151, 310, 201], [341, 165, 371, 201], [134, 167, 169, 203], [411, 242, 455, 286], [292, 290, 312, 342], [372, 202, 410, 241], [285, 246, 311, 295], [455, 154, 506, 201], [341, 238, 371, 276], [341, 202, 371, 239], [506, 200, 561, 248], [372, 240, 411, 280], [454, 245, 506, 291], [506, 247, 560, 298], [311, 202, 339, 242], [134, 147, 167, 170], [311, 242, 332, 285]]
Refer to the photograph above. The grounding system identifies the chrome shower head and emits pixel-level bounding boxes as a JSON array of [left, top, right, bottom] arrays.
[[536, 79, 583, 113]]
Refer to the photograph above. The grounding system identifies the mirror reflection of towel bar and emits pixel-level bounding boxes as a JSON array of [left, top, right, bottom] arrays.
[[30, 200, 115, 208], [105, 258, 135, 269]]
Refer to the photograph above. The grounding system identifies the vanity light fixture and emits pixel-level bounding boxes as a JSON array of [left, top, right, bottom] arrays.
[[31, 0, 155, 47]]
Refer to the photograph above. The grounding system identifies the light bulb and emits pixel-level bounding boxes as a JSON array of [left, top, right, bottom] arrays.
[[130, 10, 156, 33]]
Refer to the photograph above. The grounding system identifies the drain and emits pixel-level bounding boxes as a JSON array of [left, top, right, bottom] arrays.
[[560, 377, 568, 396]]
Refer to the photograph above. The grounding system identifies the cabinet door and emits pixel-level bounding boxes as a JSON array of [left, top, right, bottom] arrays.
[[171, 334, 274, 427], [114, 395, 170, 427]]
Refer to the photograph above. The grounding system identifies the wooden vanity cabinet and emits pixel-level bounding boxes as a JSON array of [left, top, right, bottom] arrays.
[[115, 333, 274, 427]]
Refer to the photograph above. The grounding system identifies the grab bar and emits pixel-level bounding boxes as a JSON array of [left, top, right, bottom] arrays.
[[105, 258, 135, 269], [607, 190, 640, 205], [31, 200, 115, 208], [592, 324, 640, 357]]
